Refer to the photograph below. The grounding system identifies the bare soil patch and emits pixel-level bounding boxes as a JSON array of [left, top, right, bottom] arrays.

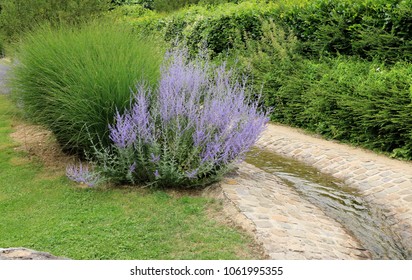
[[10, 122, 75, 172]]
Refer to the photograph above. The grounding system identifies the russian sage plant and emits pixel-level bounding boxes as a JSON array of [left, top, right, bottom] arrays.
[[93, 49, 269, 187]]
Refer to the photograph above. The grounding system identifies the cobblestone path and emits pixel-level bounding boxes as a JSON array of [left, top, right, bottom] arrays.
[[220, 164, 371, 259], [219, 124, 412, 259]]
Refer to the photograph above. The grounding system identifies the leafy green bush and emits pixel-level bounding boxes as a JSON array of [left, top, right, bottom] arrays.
[[11, 22, 163, 156], [111, 0, 238, 10], [111, 0, 238, 11], [108, 2, 157, 21], [153, 0, 202, 12], [132, 1, 278, 56], [282, 0, 412, 62], [111, 0, 154, 9], [241, 21, 412, 158], [130, 0, 411, 62], [0, 34, 4, 57], [152, 0, 239, 12], [0, 0, 111, 47], [236, 20, 307, 124], [311, 59, 412, 157]]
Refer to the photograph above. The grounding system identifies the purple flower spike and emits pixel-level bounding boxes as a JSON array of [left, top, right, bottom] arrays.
[[66, 163, 101, 187], [129, 162, 137, 173], [154, 170, 160, 179], [185, 169, 198, 179], [109, 110, 137, 148], [150, 153, 160, 163]]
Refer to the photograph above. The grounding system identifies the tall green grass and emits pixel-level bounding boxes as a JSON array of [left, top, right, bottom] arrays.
[[11, 22, 163, 156]]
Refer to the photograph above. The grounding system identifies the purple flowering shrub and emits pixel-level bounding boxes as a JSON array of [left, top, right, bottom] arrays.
[[92, 49, 269, 187]]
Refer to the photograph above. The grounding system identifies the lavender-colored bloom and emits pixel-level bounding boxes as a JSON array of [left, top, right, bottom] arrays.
[[109, 110, 136, 148], [129, 162, 137, 173], [201, 135, 222, 163], [130, 84, 155, 144], [185, 169, 198, 179], [193, 128, 208, 147], [109, 84, 154, 148], [158, 49, 208, 124], [66, 163, 101, 187], [154, 170, 160, 179], [150, 153, 160, 163]]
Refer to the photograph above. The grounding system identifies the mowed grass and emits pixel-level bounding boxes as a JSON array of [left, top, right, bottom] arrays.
[[0, 95, 260, 260]]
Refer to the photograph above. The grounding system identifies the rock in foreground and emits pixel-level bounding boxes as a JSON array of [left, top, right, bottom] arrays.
[[0, 248, 69, 260]]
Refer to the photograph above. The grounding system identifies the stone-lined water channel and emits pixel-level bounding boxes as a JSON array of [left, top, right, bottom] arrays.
[[246, 148, 410, 259]]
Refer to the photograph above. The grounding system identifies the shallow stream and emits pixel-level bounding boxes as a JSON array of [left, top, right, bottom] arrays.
[[246, 148, 409, 259]]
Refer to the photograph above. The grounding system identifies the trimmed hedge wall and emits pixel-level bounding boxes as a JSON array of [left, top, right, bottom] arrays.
[[130, 0, 412, 62], [283, 0, 412, 63], [111, 0, 240, 11], [243, 24, 412, 158], [0, 0, 111, 55], [130, 1, 291, 55], [291, 59, 412, 158]]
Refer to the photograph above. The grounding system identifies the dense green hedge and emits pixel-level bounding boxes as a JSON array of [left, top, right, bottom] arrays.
[[154, 0, 239, 12], [296, 59, 412, 158], [130, 0, 412, 62], [131, 1, 277, 55], [241, 21, 412, 158], [0, 0, 111, 54], [112, 0, 239, 11], [283, 0, 412, 63]]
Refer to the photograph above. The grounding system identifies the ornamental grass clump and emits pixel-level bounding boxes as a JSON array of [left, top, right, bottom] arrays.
[[93, 49, 269, 188], [11, 22, 163, 156]]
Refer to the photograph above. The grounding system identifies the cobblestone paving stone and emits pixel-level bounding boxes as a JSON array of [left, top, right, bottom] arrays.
[[249, 124, 412, 258], [220, 164, 371, 260]]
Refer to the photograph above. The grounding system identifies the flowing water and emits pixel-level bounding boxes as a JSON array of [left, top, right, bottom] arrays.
[[246, 148, 410, 259]]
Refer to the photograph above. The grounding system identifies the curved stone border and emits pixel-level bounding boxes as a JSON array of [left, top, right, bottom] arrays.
[[218, 163, 371, 260], [256, 124, 412, 258]]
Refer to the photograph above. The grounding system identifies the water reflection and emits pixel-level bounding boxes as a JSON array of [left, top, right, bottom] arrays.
[[246, 148, 409, 259]]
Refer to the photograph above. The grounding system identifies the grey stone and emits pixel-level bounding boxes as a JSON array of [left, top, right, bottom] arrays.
[[0, 248, 69, 260]]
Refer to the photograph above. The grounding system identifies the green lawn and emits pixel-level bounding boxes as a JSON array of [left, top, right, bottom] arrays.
[[0, 95, 261, 260]]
